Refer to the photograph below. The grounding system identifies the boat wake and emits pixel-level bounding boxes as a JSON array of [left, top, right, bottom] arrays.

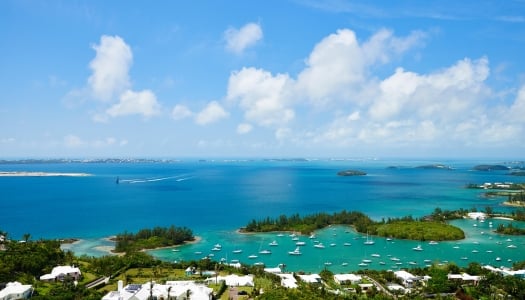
[[119, 175, 193, 184]]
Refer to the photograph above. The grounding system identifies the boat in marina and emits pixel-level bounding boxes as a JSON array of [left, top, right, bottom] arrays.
[[343, 242, 351, 246], [259, 249, 272, 255], [248, 254, 258, 259], [288, 247, 302, 255], [330, 243, 336, 247], [362, 259, 372, 263], [269, 240, 278, 246], [358, 262, 368, 267], [413, 245, 423, 251], [314, 243, 325, 249], [233, 249, 243, 254], [507, 244, 517, 248], [295, 241, 306, 246], [371, 253, 380, 258], [341, 262, 348, 266], [429, 241, 438, 245], [364, 232, 375, 245]]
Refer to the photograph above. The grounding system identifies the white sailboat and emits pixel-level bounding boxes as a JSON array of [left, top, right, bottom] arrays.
[[364, 232, 375, 245]]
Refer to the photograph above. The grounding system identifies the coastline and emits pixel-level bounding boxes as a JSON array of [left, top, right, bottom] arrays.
[[0, 171, 91, 177], [502, 201, 525, 208]]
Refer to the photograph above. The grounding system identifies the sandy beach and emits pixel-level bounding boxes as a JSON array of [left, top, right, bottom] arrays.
[[0, 171, 91, 177]]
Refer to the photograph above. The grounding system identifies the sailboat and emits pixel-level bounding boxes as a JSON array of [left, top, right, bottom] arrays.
[[288, 247, 302, 255], [364, 232, 375, 245]]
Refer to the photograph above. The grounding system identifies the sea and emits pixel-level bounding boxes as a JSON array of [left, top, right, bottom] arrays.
[[1, 158, 524, 273]]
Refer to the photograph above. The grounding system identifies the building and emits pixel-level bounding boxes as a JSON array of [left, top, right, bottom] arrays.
[[298, 273, 321, 284], [484, 265, 525, 279], [276, 273, 298, 288], [102, 280, 213, 300], [204, 274, 254, 287], [334, 274, 362, 285], [447, 273, 481, 285], [39, 265, 81, 282], [394, 270, 417, 288], [0, 282, 33, 300]]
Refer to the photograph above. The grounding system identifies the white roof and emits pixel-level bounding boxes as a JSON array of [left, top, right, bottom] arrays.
[[394, 270, 416, 280], [298, 274, 321, 283], [264, 267, 282, 274], [277, 273, 297, 288], [102, 281, 212, 300], [334, 273, 362, 282], [206, 274, 254, 286], [40, 265, 81, 280], [467, 212, 486, 219], [0, 282, 32, 298]]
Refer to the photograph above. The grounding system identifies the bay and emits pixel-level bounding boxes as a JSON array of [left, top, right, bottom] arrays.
[[1, 158, 524, 272]]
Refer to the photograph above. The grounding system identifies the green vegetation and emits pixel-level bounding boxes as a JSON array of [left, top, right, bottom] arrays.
[[337, 169, 367, 176], [496, 223, 525, 235], [375, 221, 464, 241], [242, 209, 465, 241], [473, 164, 510, 171], [2, 227, 525, 299], [114, 225, 194, 253]]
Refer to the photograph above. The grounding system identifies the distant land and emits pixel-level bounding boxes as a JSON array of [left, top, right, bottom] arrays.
[[337, 169, 367, 176]]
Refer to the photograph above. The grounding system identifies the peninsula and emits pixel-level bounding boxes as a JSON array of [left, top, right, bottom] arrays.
[[241, 209, 465, 241]]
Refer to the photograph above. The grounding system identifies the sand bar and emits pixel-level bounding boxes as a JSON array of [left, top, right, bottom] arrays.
[[0, 171, 91, 177]]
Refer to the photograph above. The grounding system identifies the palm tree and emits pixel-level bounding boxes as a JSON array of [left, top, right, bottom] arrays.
[[23, 233, 31, 242], [167, 286, 172, 300], [185, 289, 192, 299]]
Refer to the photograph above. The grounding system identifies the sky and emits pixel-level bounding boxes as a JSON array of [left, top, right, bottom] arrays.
[[1, 0, 525, 159]]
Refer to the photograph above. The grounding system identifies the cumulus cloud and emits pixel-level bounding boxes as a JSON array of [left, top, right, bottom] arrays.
[[295, 28, 426, 105], [106, 90, 161, 118], [171, 104, 193, 120], [88, 35, 132, 101], [237, 123, 253, 134], [224, 22, 263, 54], [195, 101, 229, 125], [227, 67, 295, 127]]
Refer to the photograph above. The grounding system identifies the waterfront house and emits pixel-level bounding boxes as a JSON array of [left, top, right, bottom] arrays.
[[334, 274, 362, 285], [39, 265, 81, 282], [298, 274, 322, 284], [0, 282, 33, 300], [394, 270, 417, 288], [205, 274, 254, 287], [447, 273, 481, 285], [276, 273, 298, 288]]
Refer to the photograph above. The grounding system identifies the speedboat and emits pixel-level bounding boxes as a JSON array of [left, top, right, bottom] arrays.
[[259, 249, 272, 255], [314, 243, 325, 249]]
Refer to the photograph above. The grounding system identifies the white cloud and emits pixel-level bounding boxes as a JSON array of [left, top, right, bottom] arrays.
[[227, 67, 294, 127], [295, 28, 427, 106], [171, 104, 193, 120], [237, 123, 253, 134], [106, 89, 161, 118], [64, 135, 128, 149], [224, 22, 263, 54], [88, 35, 132, 101], [195, 101, 229, 125]]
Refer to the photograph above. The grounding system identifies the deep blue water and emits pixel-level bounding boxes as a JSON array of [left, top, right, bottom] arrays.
[[1, 158, 524, 272]]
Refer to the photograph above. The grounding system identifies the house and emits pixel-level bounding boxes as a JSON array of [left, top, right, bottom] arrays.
[[205, 274, 254, 287], [334, 274, 362, 285], [467, 212, 486, 220], [102, 280, 213, 300], [0, 282, 33, 300], [298, 274, 321, 284], [276, 273, 298, 288], [484, 265, 525, 279], [39, 265, 81, 282], [447, 273, 481, 285], [394, 270, 417, 288]]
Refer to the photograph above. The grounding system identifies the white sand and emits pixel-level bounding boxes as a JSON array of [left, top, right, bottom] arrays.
[[0, 171, 91, 177]]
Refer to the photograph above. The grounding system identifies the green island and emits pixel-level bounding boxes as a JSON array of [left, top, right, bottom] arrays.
[[496, 223, 525, 235], [466, 182, 525, 207], [114, 225, 194, 253], [337, 169, 367, 176], [241, 209, 465, 241]]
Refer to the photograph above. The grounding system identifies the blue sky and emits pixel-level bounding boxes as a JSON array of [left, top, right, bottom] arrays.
[[1, 0, 525, 158]]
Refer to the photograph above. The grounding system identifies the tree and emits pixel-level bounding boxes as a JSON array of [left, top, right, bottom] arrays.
[[23, 233, 31, 242]]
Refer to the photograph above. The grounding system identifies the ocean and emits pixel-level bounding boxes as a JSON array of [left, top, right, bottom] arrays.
[[1, 158, 524, 273]]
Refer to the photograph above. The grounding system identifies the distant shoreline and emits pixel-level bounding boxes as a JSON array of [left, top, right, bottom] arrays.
[[0, 171, 91, 177]]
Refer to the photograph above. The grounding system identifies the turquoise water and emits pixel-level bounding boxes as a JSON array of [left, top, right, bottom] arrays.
[[1, 158, 524, 272]]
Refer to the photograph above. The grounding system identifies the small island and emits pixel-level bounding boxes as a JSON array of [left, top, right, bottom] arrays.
[[114, 225, 195, 253], [473, 164, 510, 171], [241, 209, 465, 241], [337, 169, 367, 176], [415, 164, 452, 170]]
